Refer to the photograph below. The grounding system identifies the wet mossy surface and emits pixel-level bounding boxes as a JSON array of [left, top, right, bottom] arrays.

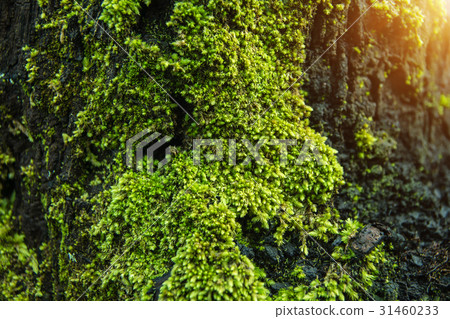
[[0, 0, 449, 300]]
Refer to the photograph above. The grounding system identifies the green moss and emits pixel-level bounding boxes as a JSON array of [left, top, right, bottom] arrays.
[[15, 0, 404, 300], [438, 94, 450, 115], [20, 160, 39, 196], [0, 150, 15, 194], [274, 218, 394, 301], [370, 0, 428, 47], [0, 193, 42, 300], [100, 0, 152, 33]]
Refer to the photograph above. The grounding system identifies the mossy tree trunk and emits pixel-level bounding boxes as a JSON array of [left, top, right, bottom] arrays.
[[0, 0, 449, 300]]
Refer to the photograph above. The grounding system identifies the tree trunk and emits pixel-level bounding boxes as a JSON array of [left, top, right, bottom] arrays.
[[1, 0, 449, 301]]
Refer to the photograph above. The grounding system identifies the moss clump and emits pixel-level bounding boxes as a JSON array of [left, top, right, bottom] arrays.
[[274, 218, 395, 301], [369, 0, 446, 48], [14, 0, 404, 300], [100, 0, 152, 33]]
